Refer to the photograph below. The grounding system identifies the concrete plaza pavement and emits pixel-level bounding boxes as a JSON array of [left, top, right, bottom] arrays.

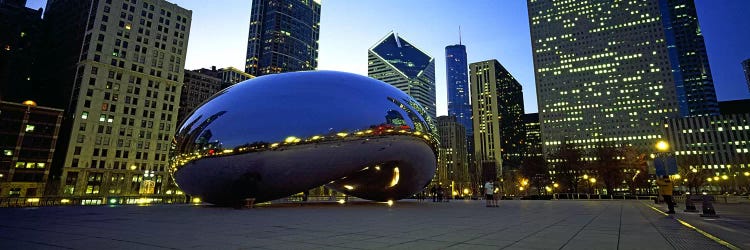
[[651, 200, 750, 249], [0, 200, 736, 249]]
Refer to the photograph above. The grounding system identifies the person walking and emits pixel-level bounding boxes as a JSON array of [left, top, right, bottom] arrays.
[[431, 185, 437, 202], [436, 185, 443, 202], [484, 181, 495, 207], [656, 175, 675, 214]]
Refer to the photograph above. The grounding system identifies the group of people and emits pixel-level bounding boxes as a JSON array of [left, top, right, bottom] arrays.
[[484, 181, 500, 207], [428, 185, 449, 202]]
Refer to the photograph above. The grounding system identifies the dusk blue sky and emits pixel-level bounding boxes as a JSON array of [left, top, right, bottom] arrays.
[[26, 0, 750, 115]]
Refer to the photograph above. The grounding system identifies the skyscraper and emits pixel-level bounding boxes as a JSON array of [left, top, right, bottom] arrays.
[[523, 113, 542, 158], [528, 0, 705, 154], [743, 59, 750, 93], [446, 44, 472, 141], [245, 0, 321, 76], [43, 0, 191, 196], [0, 0, 42, 103], [436, 115, 469, 194], [369, 32, 436, 121], [660, 0, 718, 116], [469, 59, 525, 181]]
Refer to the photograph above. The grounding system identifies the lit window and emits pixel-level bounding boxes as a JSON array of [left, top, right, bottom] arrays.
[[25, 125, 35, 132], [3, 150, 11, 156], [99, 114, 106, 122], [81, 111, 89, 119], [15, 162, 25, 168]]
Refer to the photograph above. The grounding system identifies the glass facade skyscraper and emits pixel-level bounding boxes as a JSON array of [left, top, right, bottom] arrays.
[[245, 0, 321, 76], [660, 0, 718, 116], [446, 44, 472, 139], [368, 32, 436, 121], [528, 0, 717, 154]]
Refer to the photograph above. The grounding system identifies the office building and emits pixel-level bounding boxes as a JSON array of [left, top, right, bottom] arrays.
[[446, 44, 472, 142], [0, 101, 63, 197], [369, 32, 436, 121], [528, 0, 706, 155], [663, 113, 750, 183], [43, 0, 191, 196], [0, 0, 42, 103], [523, 113, 542, 158], [660, 0, 718, 116], [195, 66, 254, 89], [177, 69, 223, 123], [469, 59, 525, 181], [436, 116, 470, 194], [244, 0, 321, 76]]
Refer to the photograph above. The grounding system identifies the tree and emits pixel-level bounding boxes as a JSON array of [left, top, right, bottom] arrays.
[[591, 146, 624, 195], [622, 146, 649, 195], [550, 143, 585, 193], [677, 154, 710, 193], [520, 156, 549, 195]]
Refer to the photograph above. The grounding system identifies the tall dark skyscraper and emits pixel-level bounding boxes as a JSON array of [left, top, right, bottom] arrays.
[[528, 0, 718, 154], [660, 0, 718, 116], [743, 59, 750, 93], [470, 59, 525, 182], [445, 44, 472, 140], [446, 38, 474, 194], [522, 113, 542, 158], [245, 0, 321, 76], [0, 0, 42, 103], [368, 32, 436, 121]]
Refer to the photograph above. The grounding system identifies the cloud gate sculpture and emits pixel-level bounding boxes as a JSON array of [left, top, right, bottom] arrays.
[[170, 71, 438, 205]]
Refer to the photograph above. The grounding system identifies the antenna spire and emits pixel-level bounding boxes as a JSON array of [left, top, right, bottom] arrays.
[[459, 26, 462, 45]]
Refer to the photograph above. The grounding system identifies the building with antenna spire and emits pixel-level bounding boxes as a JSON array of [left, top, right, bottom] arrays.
[[445, 28, 476, 188]]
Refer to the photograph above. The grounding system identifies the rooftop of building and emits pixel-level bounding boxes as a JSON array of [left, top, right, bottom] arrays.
[[719, 99, 750, 115]]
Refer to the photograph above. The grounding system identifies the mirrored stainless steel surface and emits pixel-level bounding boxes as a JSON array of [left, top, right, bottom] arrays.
[[170, 71, 438, 205]]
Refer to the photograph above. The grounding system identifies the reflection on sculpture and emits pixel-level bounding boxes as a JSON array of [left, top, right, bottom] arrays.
[[170, 71, 438, 205]]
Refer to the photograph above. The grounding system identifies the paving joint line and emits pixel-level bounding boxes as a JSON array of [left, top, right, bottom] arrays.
[[617, 201, 623, 250], [642, 201, 739, 250], [636, 201, 678, 249], [557, 202, 612, 250], [498, 215, 576, 249]]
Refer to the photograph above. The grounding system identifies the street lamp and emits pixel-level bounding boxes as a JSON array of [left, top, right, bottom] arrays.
[[655, 140, 669, 152]]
